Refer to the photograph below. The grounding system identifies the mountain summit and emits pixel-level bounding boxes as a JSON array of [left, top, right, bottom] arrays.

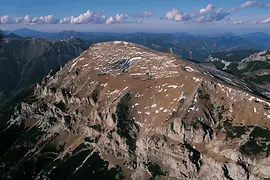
[[0, 41, 270, 180]]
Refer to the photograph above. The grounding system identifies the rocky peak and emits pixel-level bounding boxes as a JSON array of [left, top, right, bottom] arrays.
[[1, 41, 270, 180], [238, 49, 270, 70]]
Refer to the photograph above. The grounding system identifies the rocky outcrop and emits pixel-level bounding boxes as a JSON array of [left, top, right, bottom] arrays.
[[205, 49, 270, 89], [238, 49, 270, 70], [0, 41, 270, 180]]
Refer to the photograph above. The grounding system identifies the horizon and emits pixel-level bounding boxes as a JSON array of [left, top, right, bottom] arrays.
[[2, 27, 270, 36], [1, 27, 270, 36], [0, 0, 269, 33]]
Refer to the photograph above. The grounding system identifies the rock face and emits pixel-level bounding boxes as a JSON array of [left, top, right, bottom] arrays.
[[0, 41, 270, 180], [206, 49, 270, 89], [237, 49, 270, 70], [0, 36, 91, 101]]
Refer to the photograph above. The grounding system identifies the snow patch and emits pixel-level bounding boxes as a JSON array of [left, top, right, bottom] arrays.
[[168, 85, 178, 89], [145, 112, 150, 115], [253, 107, 257, 113], [114, 41, 122, 44]]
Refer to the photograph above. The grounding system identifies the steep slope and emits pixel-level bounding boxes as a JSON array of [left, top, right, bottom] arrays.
[[206, 49, 270, 88], [209, 50, 260, 62], [0, 41, 270, 180], [0, 36, 91, 101]]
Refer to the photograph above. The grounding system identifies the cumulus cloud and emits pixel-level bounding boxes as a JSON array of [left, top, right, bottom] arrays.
[[0, 10, 126, 25], [106, 13, 128, 24], [24, 15, 32, 23], [199, 4, 214, 14], [106, 17, 114, 24], [32, 15, 59, 24], [240, 1, 270, 8], [0, 14, 59, 24], [262, 17, 270, 24], [231, 1, 270, 13], [164, 4, 231, 23], [115, 13, 128, 22], [164, 1, 270, 24], [231, 20, 243, 25], [60, 10, 106, 24], [241, 1, 258, 8], [164, 8, 191, 22], [0, 15, 13, 24], [131, 11, 154, 18]]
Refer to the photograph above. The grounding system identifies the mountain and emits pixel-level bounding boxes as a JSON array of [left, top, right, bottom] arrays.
[[0, 41, 270, 180], [201, 32, 236, 38], [206, 49, 270, 88], [6, 29, 266, 62], [209, 50, 260, 62], [3, 33, 23, 40], [12, 28, 54, 38], [241, 32, 270, 49], [116, 33, 264, 61], [241, 32, 270, 40], [0, 30, 11, 36], [0, 36, 91, 101]]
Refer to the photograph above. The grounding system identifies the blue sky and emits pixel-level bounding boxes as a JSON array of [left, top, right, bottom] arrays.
[[0, 0, 269, 33]]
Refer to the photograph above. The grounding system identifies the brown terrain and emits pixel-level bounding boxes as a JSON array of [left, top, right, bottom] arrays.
[[0, 41, 270, 180]]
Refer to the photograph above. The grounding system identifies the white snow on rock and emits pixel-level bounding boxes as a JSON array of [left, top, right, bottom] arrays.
[[113, 41, 122, 44]]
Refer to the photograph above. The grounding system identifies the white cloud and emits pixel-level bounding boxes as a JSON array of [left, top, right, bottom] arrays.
[[164, 1, 270, 24], [0, 14, 59, 24], [199, 4, 214, 14], [231, 20, 243, 25], [14, 17, 24, 23], [105, 13, 129, 24], [252, 20, 259, 24], [60, 10, 106, 24], [131, 11, 154, 18], [0, 10, 131, 25], [24, 15, 32, 23], [142, 11, 154, 18], [32, 15, 59, 24], [241, 1, 257, 8], [262, 17, 270, 24], [165, 8, 181, 20], [115, 14, 128, 22], [59, 17, 72, 24], [1, 2, 269, 26], [240, 1, 270, 9], [165, 8, 191, 22], [106, 17, 114, 24], [0, 15, 13, 24], [164, 5, 231, 23]]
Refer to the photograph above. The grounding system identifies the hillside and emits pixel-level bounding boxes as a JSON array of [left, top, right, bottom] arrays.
[[0, 41, 270, 179], [206, 49, 270, 89], [0, 36, 91, 101]]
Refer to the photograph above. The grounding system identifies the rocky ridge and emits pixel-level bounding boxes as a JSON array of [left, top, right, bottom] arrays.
[[206, 49, 270, 89], [0, 41, 270, 180]]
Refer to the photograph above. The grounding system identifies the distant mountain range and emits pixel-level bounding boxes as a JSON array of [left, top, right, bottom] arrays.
[[2, 28, 270, 56]]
